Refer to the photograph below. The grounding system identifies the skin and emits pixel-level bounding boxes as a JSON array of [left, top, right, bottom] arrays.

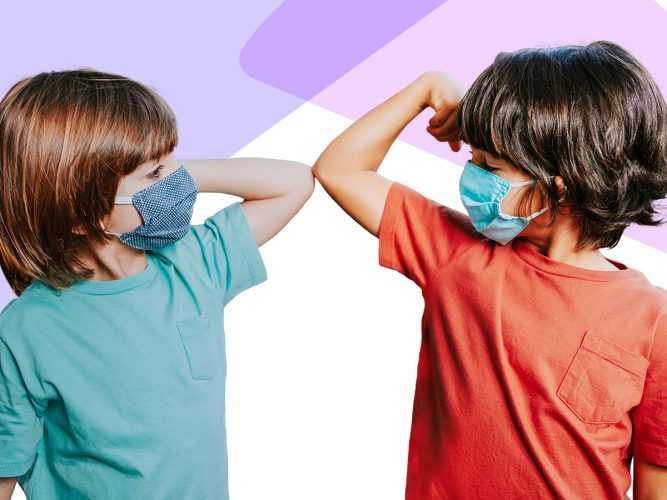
[[78, 155, 314, 281], [311, 70, 667, 497], [0, 156, 314, 498], [0, 480, 13, 500], [634, 459, 667, 499], [466, 147, 621, 270]]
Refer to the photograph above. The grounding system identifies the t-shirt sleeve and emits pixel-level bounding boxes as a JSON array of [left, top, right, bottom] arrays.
[[0, 338, 42, 477], [378, 181, 482, 288], [632, 311, 667, 466], [190, 201, 267, 306]]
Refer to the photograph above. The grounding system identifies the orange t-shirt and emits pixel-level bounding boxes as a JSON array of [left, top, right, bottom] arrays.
[[378, 182, 667, 499]]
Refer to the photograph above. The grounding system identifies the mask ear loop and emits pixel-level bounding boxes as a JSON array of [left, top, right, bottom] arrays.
[[502, 176, 566, 221], [498, 178, 538, 220], [523, 179, 568, 221], [508, 179, 535, 188], [103, 196, 135, 236], [114, 196, 133, 205]]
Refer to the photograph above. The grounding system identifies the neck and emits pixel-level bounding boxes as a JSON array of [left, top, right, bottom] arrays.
[[521, 238, 618, 271], [78, 241, 148, 281], [520, 216, 619, 272]]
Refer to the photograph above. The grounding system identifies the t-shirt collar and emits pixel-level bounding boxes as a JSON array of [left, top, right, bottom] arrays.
[[511, 238, 645, 282], [66, 253, 158, 295]]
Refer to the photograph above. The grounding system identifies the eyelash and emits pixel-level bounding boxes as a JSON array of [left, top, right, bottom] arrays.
[[147, 165, 164, 179], [468, 153, 498, 172]]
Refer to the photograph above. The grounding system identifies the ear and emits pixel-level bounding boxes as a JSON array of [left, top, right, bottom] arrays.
[[553, 176, 570, 213], [98, 212, 112, 232]]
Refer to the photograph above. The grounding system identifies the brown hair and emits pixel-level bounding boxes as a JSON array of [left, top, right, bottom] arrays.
[[457, 41, 667, 250], [0, 69, 178, 295]]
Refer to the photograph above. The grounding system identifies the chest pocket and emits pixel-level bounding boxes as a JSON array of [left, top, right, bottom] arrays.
[[557, 330, 649, 425], [177, 314, 218, 380]]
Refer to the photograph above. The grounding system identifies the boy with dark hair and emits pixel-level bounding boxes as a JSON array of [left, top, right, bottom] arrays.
[[314, 41, 667, 498]]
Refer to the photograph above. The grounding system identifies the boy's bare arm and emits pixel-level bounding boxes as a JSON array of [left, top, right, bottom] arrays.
[[312, 71, 463, 237], [0, 477, 16, 500], [180, 158, 314, 247], [634, 457, 667, 500]]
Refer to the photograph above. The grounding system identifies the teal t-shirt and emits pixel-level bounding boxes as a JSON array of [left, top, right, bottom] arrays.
[[0, 202, 267, 499]]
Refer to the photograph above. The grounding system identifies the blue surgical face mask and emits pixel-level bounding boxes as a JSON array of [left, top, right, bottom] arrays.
[[459, 161, 561, 245], [104, 165, 198, 250]]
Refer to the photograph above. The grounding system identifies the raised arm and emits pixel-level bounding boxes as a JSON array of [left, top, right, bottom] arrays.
[[312, 71, 464, 237], [181, 158, 314, 247]]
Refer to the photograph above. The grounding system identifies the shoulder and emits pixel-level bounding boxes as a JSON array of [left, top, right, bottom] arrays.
[[151, 202, 253, 274], [378, 182, 488, 288], [0, 284, 56, 345], [0, 298, 19, 343], [150, 202, 265, 303], [154, 202, 246, 260]]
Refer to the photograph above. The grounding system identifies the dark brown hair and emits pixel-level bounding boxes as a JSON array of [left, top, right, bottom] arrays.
[[0, 69, 178, 295], [457, 41, 667, 250]]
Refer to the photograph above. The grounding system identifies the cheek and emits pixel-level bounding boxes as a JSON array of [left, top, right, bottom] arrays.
[[499, 188, 523, 216], [500, 187, 542, 217], [107, 205, 144, 232]]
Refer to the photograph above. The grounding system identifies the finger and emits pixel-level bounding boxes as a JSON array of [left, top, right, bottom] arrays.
[[427, 129, 460, 143], [428, 109, 459, 137], [428, 106, 452, 128], [427, 120, 463, 141]]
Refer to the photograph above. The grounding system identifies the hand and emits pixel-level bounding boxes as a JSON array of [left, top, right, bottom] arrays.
[[421, 71, 464, 152]]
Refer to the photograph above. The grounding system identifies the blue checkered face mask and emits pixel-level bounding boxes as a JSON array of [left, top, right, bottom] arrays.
[[459, 161, 561, 245], [104, 165, 198, 250]]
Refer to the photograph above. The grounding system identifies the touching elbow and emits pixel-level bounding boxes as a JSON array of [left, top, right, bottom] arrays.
[[302, 165, 316, 200], [312, 159, 338, 189], [291, 161, 315, 200]]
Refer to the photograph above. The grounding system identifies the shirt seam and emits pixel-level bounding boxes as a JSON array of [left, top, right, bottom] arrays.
[[634, 439, 667, 461], [511, 244, 642, 282], [384, 184, 402, 275], [66, 255, 158, 295], [0, 457, 34, 464], [229, 202, 261, 286], [645, 312, 666, 365], [67, 280, 154, 296]]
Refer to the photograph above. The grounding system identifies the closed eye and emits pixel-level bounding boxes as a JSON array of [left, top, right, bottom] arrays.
[[468, 157, 498, 172], [468, 150, 499, 172]]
